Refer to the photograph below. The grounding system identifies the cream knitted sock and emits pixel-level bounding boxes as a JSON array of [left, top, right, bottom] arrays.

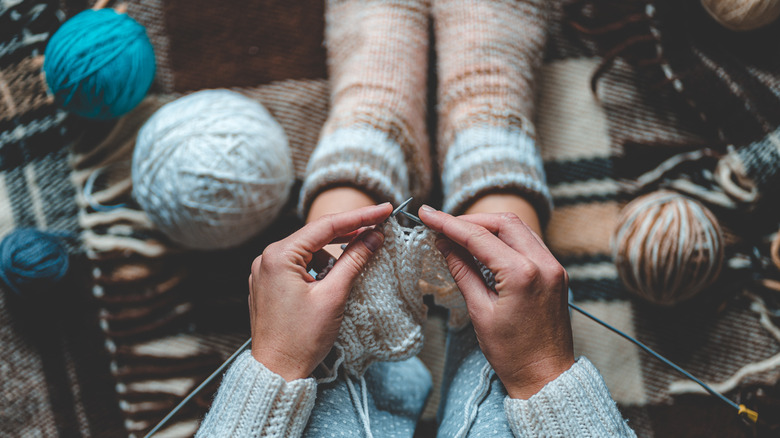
[[433, 0, 553, 220], [299, 0, 432, 217]]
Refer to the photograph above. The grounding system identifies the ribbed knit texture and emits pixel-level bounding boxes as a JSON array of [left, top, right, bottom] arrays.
[[336, 216, 468, 377], [196, 351, 316, 437], [299, 0, 431, 215], [434, 0, 552, 219], [504, 357, 636, 438]]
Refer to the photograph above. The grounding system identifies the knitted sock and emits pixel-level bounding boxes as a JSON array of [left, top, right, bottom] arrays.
[[433, 0, 553, 220], [299, 0, 432, 216]]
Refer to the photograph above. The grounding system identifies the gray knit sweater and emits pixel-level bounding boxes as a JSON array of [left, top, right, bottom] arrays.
[[197, 352, 636, 437]]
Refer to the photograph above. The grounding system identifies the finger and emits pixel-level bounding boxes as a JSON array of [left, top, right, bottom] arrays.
[[456, 213, 552, 260], [435, 237, 493, 316], [521, 220, 551, 252], [328, 226, 372, 244], [247, 293, 253, 324], [318, 229, 385, 303], [418, 206, 516, 271], [247, 278, 255, 325], [287, 203, 392, 256]]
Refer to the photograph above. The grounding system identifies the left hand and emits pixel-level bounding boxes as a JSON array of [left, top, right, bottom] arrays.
[[249, 203, 392, 381]]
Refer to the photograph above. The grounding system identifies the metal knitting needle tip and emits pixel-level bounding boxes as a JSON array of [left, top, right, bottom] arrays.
[[391, 197, 414, 218], [400, 209, 425, 226]]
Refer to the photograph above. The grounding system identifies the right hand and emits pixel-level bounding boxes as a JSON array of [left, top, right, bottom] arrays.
[[418, 206, 574, 399], [249, 203, 392, 381]]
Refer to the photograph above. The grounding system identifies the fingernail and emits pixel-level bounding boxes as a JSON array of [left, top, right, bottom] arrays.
[[361, 230, 384, 252], [435, 238, 451, 257], [420, 204, 435, 212]]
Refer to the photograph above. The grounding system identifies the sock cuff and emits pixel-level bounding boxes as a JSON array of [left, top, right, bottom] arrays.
[[441, 126, 552, 222], [298, 128, 410, 218]]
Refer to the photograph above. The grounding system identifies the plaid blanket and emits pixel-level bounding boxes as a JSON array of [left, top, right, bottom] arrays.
[[2, 0, 780, 436]]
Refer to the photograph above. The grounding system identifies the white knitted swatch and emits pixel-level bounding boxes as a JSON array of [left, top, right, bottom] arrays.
[[335, 216, 469, 377]]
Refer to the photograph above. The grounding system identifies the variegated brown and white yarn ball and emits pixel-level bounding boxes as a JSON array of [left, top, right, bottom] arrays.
[[612, 191, 725, 306], [701, 0, 780, 31]]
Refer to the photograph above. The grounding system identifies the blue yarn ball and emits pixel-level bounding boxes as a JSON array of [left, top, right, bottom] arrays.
[[0, 229, 70, 296], [43, 9, 156, 119]]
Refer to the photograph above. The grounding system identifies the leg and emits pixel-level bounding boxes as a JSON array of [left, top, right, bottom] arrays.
[[436, 326, 513, 437], [304, 357, 432, 437], [464, 193, 542, 237], [434, 0, 552, 233], [301, 0, 433, 238], [433, 1, 553, 435]]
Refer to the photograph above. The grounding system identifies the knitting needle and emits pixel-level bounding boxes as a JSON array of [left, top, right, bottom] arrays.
[[400, 210, 425, 226], [391, 197, 414, 218], [143, 338, 252, 437], [390, 197, 426, 227], [567, 301, 758, 423]]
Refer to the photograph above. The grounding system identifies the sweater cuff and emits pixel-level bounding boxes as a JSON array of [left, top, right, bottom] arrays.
[[298, 127, 410, 218], [503, 357, 635, 438], [442, 126, 552, 223], [197, 351, 317, 438]]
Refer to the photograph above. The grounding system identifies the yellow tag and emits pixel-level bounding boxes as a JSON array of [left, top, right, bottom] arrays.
[[738, 404, 758, 423]]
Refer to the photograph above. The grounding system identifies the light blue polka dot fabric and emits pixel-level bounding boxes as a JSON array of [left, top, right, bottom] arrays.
[[304, 325, 514, 437], [437, 325, 513, 438], [304, 357, 432, 437]]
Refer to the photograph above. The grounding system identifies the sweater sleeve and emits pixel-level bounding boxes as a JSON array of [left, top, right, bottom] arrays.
[[433, 0, 553, 221], [298, 0, 432, 217], [503, 357, 636, 438], [196, 351, 317, 438]]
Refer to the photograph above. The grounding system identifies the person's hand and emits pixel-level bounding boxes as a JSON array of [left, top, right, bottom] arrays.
[[418, 206, 574, 399], [307, 186, 377, 258], [249, 203, 392, 381]]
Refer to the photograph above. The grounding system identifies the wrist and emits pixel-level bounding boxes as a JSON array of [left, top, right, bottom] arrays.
[[251, 347, 310, 382], [502, 355, 576, 400]]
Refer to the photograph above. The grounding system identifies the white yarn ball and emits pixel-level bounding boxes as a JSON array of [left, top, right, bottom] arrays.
[[132, 89, 293, 250]]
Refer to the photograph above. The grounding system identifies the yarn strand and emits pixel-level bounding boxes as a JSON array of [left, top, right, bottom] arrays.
[[346, 376, 374, 438]]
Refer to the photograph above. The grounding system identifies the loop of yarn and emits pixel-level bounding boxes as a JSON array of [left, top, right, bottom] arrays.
[[0, 229, 70, 296], [612, 191, 725, 306], [43, 9, 156, 119], [132, 89, 294, 250], [701, 0, 780, 31]]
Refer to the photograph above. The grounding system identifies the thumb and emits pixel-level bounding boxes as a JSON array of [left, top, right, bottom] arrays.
[[435, 237, 492, 316], [319, 229, 384, 301]]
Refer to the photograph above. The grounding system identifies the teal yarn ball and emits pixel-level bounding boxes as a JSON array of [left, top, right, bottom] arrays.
[[0, 229, 70, 296], [43, 9, 156, 119]]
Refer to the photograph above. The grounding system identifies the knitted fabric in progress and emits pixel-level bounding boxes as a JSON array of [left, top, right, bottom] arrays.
[[334, 217, 468, 377]]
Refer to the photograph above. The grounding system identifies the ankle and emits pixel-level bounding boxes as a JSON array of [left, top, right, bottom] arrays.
[[464, 193, 543, 237]]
